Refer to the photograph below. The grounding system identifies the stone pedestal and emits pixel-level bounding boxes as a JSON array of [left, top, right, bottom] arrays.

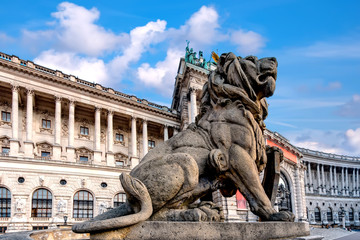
[[94, 151, 102, 164], [24, 141, 34, 158], [90, 221, 310, 240], [106, 152, 115, 167], [130, 157, 139, 169], [53, 145, 62, 160], [66, 147, 75, 162], [9, 139, 20, 156]]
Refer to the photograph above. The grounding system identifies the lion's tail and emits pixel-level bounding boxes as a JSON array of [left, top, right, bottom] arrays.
[[72, 173, 152, 233]]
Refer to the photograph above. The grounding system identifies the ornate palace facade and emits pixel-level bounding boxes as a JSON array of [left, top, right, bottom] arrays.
[[0, 49, 359, 233], [301, 148, 360, 226]]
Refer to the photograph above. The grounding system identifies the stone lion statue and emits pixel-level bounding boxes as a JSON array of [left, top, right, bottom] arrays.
[[73, 52, 294, 233]]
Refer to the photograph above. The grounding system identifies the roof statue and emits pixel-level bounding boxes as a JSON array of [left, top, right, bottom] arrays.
[[73, 52, 294, 234], [185, 41, 212, 69]]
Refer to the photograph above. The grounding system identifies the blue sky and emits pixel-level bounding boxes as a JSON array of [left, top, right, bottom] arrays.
[[1, 1, 359, 156]]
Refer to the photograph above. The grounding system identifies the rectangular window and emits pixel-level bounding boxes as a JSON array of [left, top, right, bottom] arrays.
[[80, 126, 89, 135], [148, 140, 155, 149], [41, 151, 50, 158], [1, 112, 10, 122], [115, 133, 124, 142], [116, 160, 124, 167], [2, 147, 10, 154], [79, 156, 88, 162], [42, 119, 51, 129]]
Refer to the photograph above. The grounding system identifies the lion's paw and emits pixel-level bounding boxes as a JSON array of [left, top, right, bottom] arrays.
[[269, 211, 295, 222]]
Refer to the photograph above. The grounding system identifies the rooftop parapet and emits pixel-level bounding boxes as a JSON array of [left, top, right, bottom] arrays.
[[299, 147, 360, 162], [0, 51, 177, 115]]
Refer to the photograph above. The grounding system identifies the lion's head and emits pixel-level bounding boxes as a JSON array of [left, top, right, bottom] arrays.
[[200, 52, 278, 124], [217, 52, 278, 100]]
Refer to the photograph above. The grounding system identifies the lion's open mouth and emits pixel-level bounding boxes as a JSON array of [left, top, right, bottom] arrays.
[[259, 70, 277, 83]]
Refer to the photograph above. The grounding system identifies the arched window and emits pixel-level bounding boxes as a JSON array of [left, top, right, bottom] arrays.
[[327, 207, 333, 221], [114, 193, 126, 208], [31, 188, 52, 217], [0, 187, 11, 217], [73, 190, 93, 219], [349, 208, 354, 221], [276, 173, 292, 212], [314, 207, 321, 222]]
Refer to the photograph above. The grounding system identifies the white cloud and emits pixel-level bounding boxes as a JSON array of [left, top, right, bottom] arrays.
[[166, 6, 226, 50], [51, 2, 127, 56], [0, 32, 15, 44], [230, 29, 266, 55], [295, 141, 345, 154], [137, 48, 183, 96], [346, 128, 360, 154], [337, 94, 360, 117], [109, 19, 166, 77], [34, 50, 109, 84], [287, 40, 360, 59]]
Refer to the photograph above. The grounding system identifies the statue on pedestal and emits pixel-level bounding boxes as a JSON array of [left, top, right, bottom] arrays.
[[73, 52, 294, 234]]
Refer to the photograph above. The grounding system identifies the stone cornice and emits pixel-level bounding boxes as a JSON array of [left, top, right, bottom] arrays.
[[264, 129, 303, 158], [0, 52, 180, 122]]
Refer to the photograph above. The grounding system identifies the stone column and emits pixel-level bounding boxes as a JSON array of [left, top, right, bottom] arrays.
[[131, 116, 137, 157], [321, 164, 326, 194], [334, 166, 338, 195], [346, 168, 349, 195], [356, 169, 360, 196], [330, 166, 334, 195], [341, 167, 345, 195], [106, 110, 114, 166], [295, 166, 304, 220], [190, 88, 198, 123], [174, 128, 178, 136], [130, 116, 139, 169], [9, 85, 20, 156], [308, 162, 313, 193], [353, 168, 356, 196], [66, 100, 75, 162], [24, 89, 34, 157], [93, 107, 102, 164], [164, 125, 168, 141], [53, 96, 62, 160], [187, 100, 192, 124], [317, 164, 322, 194], [142, 119, 148, 157], [304, 164, 308, 193]]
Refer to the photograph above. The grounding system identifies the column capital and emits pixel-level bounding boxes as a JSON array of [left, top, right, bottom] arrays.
[[26, 88, 34, 96], [68, 99, 76, 106], [131, 115, 137, 120], [107, 109, 114, 116], [54, 95, 62, 102], [189, 87, 199, 94], [164, 124, 168, 129], [142, 118, 148, 123], [95, 106, 102, 112], [11, 84, 19, 92]]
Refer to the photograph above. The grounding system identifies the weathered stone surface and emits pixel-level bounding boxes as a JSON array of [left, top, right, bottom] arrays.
[[0, 228, 89, 240], [73, 52, 294, 234], [90, 221, 310, 240]]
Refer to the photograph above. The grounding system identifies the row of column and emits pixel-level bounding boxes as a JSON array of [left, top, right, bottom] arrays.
[[9, 86, 177, 165], [305, 162, 360, 196]]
